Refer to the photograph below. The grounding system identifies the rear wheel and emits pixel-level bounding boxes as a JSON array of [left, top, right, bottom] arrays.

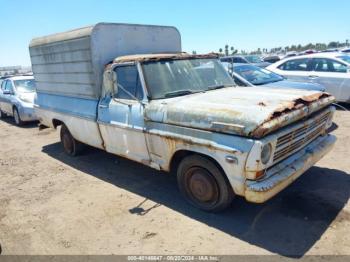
[[13, 107, 23, 126], [60, 124, 84, 156], [177, 155, 234, 212]]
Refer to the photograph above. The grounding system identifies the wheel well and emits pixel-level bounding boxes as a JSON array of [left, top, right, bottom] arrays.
[[170, 150, 235, 196], [170, 150, 225, 176], [52, 119, 63, 128]]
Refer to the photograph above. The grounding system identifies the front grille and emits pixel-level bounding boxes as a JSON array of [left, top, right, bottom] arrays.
[[273, 112, 330, 163]]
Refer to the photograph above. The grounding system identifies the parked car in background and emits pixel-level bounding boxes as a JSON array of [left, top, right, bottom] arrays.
[[0, 75, 37, 125], [321, 48, 339, 53], [299, 49, 317, 55], [220, 55, 271, 68], [263, 55, 281, 63], [267, 53, 350, 102], [284, 51, 298, 58], [341, 47, 350, 53], [224, 63, 325, 91]]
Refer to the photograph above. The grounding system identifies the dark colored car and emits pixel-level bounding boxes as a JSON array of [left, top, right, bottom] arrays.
[[220, 55, 271, 68], [225, 63, 325, 91]]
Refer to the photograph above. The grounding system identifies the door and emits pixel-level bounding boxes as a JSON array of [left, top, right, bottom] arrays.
[[1, 80, 15, 114], [309, 58, 350, 101], [275, 58, 313, 82], [97, 64, 150, 163]]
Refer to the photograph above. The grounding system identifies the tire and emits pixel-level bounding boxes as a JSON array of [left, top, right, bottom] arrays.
[[13, 107, 23, 126], [60, 124, 84, 156], [0, 109, 4, 119], [177, 155, 234, 212]]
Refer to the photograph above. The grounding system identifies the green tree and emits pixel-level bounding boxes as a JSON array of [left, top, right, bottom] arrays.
[[225, 44, 229, 56], [328, 41, 338, 48], [230, 46, 238, 55]]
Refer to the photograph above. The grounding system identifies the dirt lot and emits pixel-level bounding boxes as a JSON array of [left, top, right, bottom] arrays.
[[0, 109, 349, 257]]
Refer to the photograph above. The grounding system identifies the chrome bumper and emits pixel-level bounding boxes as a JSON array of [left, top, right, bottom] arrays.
[[245, 134, 336, 203]]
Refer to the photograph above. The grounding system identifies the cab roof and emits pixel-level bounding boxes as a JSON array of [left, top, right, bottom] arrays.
[[6, 75, 34, 81], [112, 52, 219, 64]]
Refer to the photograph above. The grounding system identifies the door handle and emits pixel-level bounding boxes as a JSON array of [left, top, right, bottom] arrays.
[[309, 75, 319, 79], [99, 104, 109, 109]]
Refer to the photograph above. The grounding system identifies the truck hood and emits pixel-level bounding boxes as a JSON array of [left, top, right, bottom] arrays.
[[145, 87, 334, 138], [18, 92, 35, 104]]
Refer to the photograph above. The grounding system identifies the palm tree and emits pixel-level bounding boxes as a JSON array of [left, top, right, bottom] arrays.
[[219, 48, 223, 54], [225, 44, 229, 56], [230, 46, 238, 55]]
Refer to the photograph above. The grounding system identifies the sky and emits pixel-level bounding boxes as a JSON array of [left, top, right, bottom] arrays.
[[0, 0, 349, 66]]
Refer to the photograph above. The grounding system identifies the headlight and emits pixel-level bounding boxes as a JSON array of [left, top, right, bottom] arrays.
[[261, 143, 272, 165], [325, 115, 333, 129]]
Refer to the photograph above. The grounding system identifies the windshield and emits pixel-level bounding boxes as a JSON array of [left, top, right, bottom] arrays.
[[244, 55, 263, 63], [142, 58, 235, 99], [337, 55, 350, 64], [14, 79, 36, 93], [233, 64, 284, 85]]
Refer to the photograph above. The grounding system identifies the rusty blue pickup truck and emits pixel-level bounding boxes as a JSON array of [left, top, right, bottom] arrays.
[[30, 23, 336, 212]]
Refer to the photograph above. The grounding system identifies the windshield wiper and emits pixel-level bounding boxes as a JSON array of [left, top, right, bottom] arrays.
[[164, 90, 195, 98], [207, 84, 231, 90]]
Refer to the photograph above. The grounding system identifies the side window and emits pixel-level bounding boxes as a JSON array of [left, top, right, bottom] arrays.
[[220, 58, 231, 63], [313, 58, 347, 73], [278, 58, 311, 71], [5, 80, 14, 92], [114, 66, 143, 100], [233, 57, 245, 63]]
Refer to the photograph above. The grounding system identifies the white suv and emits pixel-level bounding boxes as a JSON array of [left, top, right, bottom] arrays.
[[267, 53, 350, 102]]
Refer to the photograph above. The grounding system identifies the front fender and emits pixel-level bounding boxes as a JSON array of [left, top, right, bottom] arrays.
[[145, 122, 255, 196]]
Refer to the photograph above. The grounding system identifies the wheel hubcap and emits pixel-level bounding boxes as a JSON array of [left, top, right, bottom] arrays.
[[186, 168, 219, 204]]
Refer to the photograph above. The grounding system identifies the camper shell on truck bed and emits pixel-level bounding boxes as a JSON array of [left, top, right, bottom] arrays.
[[29, 23, 181, 99]]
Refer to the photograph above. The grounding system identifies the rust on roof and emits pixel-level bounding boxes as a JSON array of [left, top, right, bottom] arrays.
[[113, 52, 219, 63]]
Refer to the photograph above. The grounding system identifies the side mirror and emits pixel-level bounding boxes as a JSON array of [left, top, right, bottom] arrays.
[[347, 67, 350, 73], [3, 90, 11, 95]]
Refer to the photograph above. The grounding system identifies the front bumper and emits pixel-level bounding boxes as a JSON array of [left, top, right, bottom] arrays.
[[245, 134, 336, 203], [19, 105, 37, 122]]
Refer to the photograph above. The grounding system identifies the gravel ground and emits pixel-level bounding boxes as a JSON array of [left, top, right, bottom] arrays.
[[0, 108, 349, 257]]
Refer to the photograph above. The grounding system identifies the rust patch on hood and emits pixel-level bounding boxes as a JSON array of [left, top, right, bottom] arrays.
[[269, 93, 331, 119], [251, 92, 334, 138]]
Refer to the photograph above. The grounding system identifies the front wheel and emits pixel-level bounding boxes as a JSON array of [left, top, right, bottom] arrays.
[[60, 124, 84, 156], [13, 107, 23, 126], [177, 155, 234, 212]]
